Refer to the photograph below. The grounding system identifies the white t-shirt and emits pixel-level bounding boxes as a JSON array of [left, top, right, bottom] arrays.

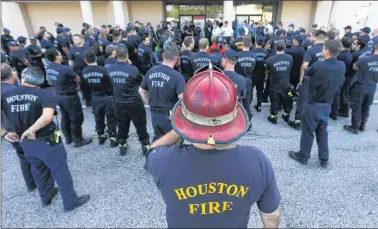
[[222, 26, 234, 37], [244, 27, 249, 35], [212, 27, 222, 36]]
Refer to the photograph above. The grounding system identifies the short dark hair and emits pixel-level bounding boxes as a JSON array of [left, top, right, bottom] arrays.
[[163, 45, 179, 61], [341, 36, 353, 48], [141, 33, 150, 42], [84, 50, 96, 64], [275, 40, 286, 51], [256, 39, 265, 46], [324, 40, 342, 57], [116, 45, 128, 59], [326, 30, 336, 40], [243, 36, 252, 48], [315, 30, 327, 40], [45, 48, 58, 62], [1, 63, 13, 81], [356, 38, 367, 49], [183, 36, 194, 47]]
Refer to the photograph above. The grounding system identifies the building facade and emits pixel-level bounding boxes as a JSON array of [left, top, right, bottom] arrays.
[[1, 1, 377, 39]]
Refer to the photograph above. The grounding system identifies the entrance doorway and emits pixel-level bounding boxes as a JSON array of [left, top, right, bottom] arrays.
[[179, 15, 206, 37], [235, 15, 262, 38]]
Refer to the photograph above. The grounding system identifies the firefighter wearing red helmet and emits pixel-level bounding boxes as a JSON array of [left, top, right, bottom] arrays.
[[145, 66, 281, 228]]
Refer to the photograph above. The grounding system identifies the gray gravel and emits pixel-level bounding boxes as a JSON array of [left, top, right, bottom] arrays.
[[2, 102, 378, 228]]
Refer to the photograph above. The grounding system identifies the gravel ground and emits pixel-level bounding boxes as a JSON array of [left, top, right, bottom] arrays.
[[2, 102, 378, 228]]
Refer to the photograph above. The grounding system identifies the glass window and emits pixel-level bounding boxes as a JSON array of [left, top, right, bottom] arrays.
[[178, 5, 205, 15], [262, 4, 273, 23], [235, 4, 263, 15], [166, 5, 179, 21], [206, 5, 224, 22]]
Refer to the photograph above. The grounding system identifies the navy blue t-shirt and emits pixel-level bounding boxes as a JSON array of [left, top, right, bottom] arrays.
[[46, 62, 78, 94], [303, 43, 324, 66], [354, 54, 378, 86], [82, 65, 112, 95], [180, 50, 194, 77], [68, 45, 90, 71], [140, 65, 185, 111], [223, 70, 247, 99], [40, 39, 54, 50], [147, 144, 281, 228], [104, 57, 117, 68], [266, 54, 293, 89], [1, 86, 57, 137], [137, 43, 153, 68], [367, 36, 378, 54], [106, 62, 143, 103], [235, 51, 256, 78], [230, 37, 244, 52], [97, 37, 110, 50], [1, 83, 15, 130], [54, 35, 70, 56], [285, 46, 305, 79], [250, 48, 268, 81], [10, 50, 27, 72], [191, 51, 214, 72], [305, 58, 345, 104], [360, 34, 370, 44], [337, 50, 353, 76]]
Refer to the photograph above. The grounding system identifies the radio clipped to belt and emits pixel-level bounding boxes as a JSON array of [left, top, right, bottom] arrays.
[[54, 129, 62, 144]]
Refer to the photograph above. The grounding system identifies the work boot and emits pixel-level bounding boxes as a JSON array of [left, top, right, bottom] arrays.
[[329, 114, 338, 120], [247, 122, 252, 132], [109, 137, 118, 148], [262, 97, 269, 103], [267, 115, 277, 124], [288, 151, 308, 165], [359, 120, 367, 132], [64, 195, 90, 212], [98, 134, 107, 145], [64, 135, 73, 145], [343, 125, 359, 134], [337, 111, 349, 118], [319, 159, 328, 168], [119, 142, 128, 156], [140, 137, 151, 156], [288, 117, 301, 130], [73, 138, 93, 147], [42, 187, 59, 207], [282, 113, 290, 123]]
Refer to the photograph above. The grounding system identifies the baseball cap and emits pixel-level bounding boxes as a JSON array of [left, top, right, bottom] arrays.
[[8, 41, 17, 47], [293, 35, 304, 43], [222, 49, 238, 61], [56, 27, 63, 33], [238, 28, 245, 35], [17, 36, 27, 43], [3, 28, 10, 33], [360, 27, 371, 34], [63, 27, 71, 32], [344, 25, 352, 30], [299, 28, 306, 33], [289, 23, 295, 27], [126, 26, 135, 33], [29, 36, 36, 41], [256, 35, 265, 42]]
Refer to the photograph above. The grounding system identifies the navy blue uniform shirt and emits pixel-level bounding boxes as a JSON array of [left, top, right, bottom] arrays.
[[137, 43, 153, 68], [337, 50, 353, 76], [104, 57, 117, 68], [360, 34, 370, 44], [223, 70, 247, 99], [40, 39, 54, 50], [97, 37, 110, 50], [235, 51, 256, 78], [1, 83, 15, 130], [305, 58, 345, 104], [230, 37, 244, 52], [10, 50, 27, 72], [1, 86, 57, 137], [68, 45, 90, 71], [303, 43, 324, 66], [126, 35, 141, 64], [285, 46, 305, 79], [46, 63, 78, 94], [266, 53, 293, 89], [147, 144, 281, 228], [367, 36, 378, 54], [106, 62, 143, 104], [26, 44, 43, 66], [54, 35, 70, 56], [250, 48, 268, 81], [140, 65, 185, 111], [180, 49, 194, 76], [191, 51, 214, 72], [354, 54, 378, 85], [82, 65, 112, 95]]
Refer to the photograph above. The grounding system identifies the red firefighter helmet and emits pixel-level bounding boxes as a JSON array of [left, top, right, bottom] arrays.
[[171, 64, 248, 144]]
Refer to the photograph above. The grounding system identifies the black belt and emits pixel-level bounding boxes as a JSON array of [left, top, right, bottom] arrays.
[[308, 101, 328, 106], [92, 92, 109, 96], [59, 92, 77, 96]]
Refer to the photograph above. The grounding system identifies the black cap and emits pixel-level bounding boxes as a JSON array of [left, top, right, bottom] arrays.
[[222, 49, 238, 61], [344, 25, 352, 30], [293, 35, 304, 44]]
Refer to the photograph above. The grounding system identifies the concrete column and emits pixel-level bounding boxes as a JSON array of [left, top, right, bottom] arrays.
[[223, 1, 235, 23], [313, 1, 333, 29], [112, 1, 128, 29], [80, 1, 94, 26], [1, 2, 29, 38]]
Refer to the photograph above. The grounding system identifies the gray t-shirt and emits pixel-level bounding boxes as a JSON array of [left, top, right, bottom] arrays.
[[147, 144, 281, 228]]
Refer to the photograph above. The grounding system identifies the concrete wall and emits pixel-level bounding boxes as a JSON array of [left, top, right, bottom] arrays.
[[281, 1, 313, 31], [129, 1, 163, 26], [366, 2, 378, 29], [1, 2, 29, 38], [25, 2, 83, 34], [92, 1, 109, 26]]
